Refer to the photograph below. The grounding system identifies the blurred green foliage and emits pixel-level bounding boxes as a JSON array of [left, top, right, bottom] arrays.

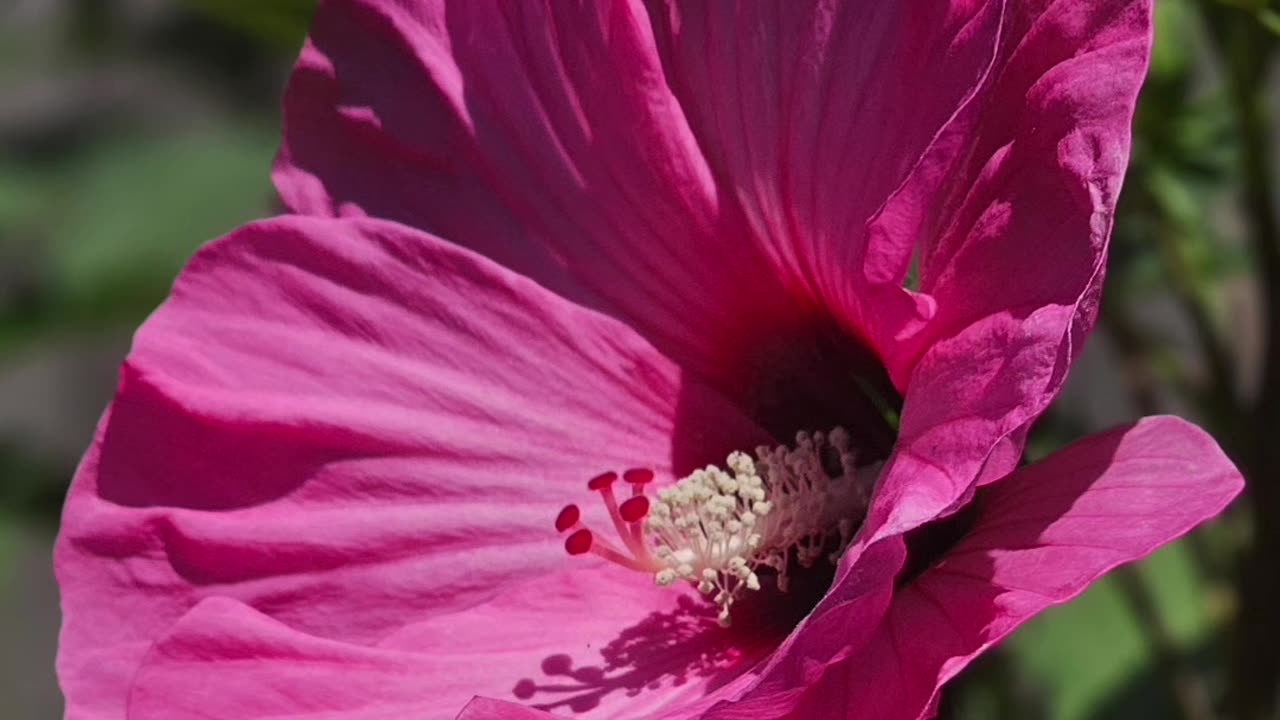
[[1010, 542, 1225, 720], [1, 0, 1276, 718], [0, 123, 278, 345], [0, 4, 308, 712], [186, 0, 317, 47]]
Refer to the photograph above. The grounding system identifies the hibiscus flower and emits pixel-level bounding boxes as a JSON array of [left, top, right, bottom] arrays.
[[55, 1, 1242, 719]]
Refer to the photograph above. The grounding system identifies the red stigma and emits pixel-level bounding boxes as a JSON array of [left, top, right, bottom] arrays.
[[587, 471, 618, 491], [623, 468, 654, 484], [556, 466, 661, 572], [555, 505, 580, 532], [619, 496, 650, 523], [565, 529, 593, 555]]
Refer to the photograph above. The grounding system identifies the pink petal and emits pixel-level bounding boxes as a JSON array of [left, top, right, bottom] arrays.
[[274, 0, 812, 404], [455, 537, 907, 720], [128, 597, 442, 719], [865, 0, 1153, 543], [456, 698, 562, 720], [375, 566, 775, 718], [786, 416, 1242, 720], [645, 0, 1003, 356], [641, 0, 1002, 361], [696, 537, 907, 719], [129, 566, 768, 719], [55, 215, 769, 719], [273, 1, 1002, 434]]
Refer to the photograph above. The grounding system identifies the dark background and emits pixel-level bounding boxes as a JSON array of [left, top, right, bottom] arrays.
[[0, 1, 1276, 718]]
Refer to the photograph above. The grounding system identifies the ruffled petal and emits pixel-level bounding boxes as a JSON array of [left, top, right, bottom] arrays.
[[55, 215, 768, 719], [275, 0, 809, 396], [785, 416, 1242, 720], [865, 0, 1153, 542], [274, 1, 1003, 437]]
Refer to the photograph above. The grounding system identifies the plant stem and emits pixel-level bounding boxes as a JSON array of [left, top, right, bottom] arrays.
[[1229, 74, 1280, 720]]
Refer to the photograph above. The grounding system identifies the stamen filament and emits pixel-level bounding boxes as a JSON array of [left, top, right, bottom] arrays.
[[589, 538, 654, 572]]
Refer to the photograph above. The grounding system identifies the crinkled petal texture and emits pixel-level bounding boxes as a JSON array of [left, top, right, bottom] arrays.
[[860, 0, 1155, 544], [275, 0, 1155, 552], [56, 216, 782, 720], [274, 0, 1004, 441]]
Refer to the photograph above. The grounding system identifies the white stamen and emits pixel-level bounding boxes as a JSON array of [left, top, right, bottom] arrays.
[[646, 428, 876, 623], [558, 428, 880, 627]]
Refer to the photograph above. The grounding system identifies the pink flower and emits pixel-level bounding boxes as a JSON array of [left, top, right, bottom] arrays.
[[55, 1, 1242, 719]]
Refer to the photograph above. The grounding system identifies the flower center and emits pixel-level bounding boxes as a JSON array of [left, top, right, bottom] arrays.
[[555, 428, 880, 627]]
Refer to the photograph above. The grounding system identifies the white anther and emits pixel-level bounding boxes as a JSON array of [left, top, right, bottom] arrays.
[[638, 427, 879, 625]]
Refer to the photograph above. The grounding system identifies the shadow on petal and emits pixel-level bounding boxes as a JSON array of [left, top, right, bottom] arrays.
[[507, 560, 848, 716], [95, 367, 399, 511], [511, 594, 757, 714]]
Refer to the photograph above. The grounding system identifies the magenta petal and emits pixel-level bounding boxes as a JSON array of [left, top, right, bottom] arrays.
[[792, 416, 1242, 720], [274, 1, 1005, 406], [274, 0, 815, 395], [698, 537, 907, 719], [128, 597, 442, 719], [128, 569, 759, 719], [374, 568, 772, 718], [643, 0, 1001, 358], [456, 698, 563, 720], [55, 215, 768, 719], [866, 0, 1153, 542]]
